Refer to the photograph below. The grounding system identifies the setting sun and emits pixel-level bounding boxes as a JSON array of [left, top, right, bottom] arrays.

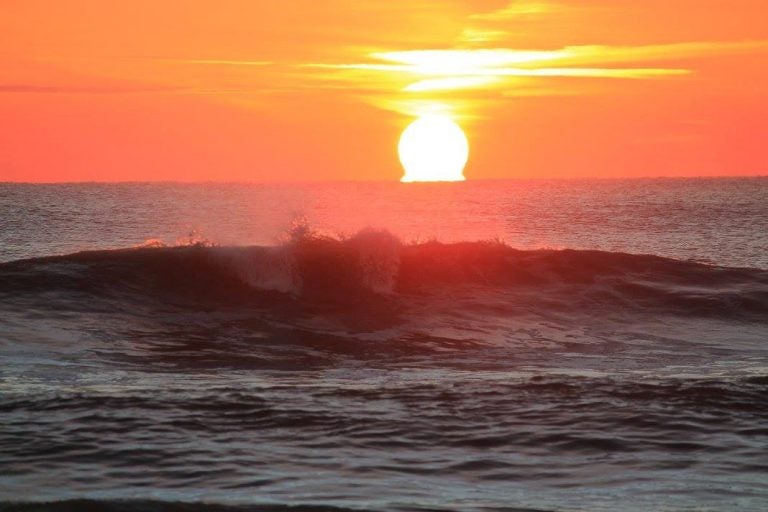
[[398, 115, 469, 183]]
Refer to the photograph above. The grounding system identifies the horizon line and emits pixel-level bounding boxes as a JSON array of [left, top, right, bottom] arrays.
[[2, 174, 767, 186]]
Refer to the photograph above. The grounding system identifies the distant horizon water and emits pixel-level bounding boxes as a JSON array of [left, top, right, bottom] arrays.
[[2, 177, 767, 268], [3, 174, 768, 184]]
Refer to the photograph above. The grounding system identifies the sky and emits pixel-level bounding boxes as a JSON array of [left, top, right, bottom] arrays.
[[1, 0, 767, 182]]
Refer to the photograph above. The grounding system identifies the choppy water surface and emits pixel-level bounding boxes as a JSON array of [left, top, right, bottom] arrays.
[[1, 179, 767, 511]]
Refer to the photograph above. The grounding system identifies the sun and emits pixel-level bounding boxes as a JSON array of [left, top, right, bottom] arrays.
[[398, 115, 469, 183]]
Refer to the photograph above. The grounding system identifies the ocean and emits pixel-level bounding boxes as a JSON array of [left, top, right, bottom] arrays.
[[1, 178, 767, 512]]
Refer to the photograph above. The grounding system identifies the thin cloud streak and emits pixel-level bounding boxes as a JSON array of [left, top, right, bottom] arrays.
[[404, 76, 502, 92], [469, 1, 561, 20], [543, 41, 768, 67]]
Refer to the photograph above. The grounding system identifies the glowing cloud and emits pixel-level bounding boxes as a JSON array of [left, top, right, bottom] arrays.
[[470, 1, 560, 20], [404, 76, 502, 92], [306, 39, 768, 100], [309, 44, 699, 97]]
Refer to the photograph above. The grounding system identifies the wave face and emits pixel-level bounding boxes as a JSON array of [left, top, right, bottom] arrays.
[[2, 233, 768, 511]]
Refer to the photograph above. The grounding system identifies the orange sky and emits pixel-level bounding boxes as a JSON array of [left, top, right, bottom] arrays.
[[1, 0, 767, 182]]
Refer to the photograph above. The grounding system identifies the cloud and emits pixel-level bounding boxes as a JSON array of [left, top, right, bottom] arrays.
[[458, 1, 573, 45], [469, 1, 561, 20], [404, 76, 503, 92], [293, 38, 768, 118], [458, 28, 510, 44], [541, 41, 768, 67], [307, 40, 768, 94], [306, 45, 696, 96]]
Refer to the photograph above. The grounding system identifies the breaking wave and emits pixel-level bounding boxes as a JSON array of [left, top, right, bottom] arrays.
[[1, 228, 766, 322]]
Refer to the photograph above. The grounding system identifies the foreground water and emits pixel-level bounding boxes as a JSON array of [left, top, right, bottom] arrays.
[[1, 179, 767, 511]]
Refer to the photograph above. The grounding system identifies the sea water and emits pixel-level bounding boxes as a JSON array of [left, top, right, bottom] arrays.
[[1, 178, 767, 511]]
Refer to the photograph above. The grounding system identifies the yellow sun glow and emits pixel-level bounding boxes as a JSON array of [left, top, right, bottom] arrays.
[[398, 115, 468, 183]]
